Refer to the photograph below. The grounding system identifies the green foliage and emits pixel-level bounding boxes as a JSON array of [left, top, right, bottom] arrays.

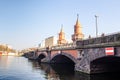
[[0, 45, 16, 53]]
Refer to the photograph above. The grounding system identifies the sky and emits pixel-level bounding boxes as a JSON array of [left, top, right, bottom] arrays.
[[0, 0, 120, 50]]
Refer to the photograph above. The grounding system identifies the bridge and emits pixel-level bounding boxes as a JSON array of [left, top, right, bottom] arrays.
[[23, 32, 120, 74]]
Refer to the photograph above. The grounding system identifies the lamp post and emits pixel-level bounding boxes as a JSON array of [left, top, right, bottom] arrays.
[[95, 15, 98, 37]]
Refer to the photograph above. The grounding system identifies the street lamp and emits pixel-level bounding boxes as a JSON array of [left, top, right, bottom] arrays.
[[95, 15, 98, 37]]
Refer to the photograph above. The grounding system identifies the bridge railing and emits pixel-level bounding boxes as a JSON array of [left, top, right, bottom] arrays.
[[76, 32, 120, 47], [37, 47, 46, 51], [51, 43, 76, 50], [37, 43, 76, 52]]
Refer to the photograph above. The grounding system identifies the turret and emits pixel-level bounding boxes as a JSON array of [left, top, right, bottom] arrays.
[[57, 25, 67, 44], [72, 14, 84, 41]]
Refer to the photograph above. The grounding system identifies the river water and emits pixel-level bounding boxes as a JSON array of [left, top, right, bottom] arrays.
[[0, 56, 120, 80]]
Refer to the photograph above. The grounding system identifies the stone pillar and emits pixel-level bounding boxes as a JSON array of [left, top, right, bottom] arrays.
[[75, 49, 90, 74], [75, 48, 105, 74], [33, 51, 36, 59], [34, 49, 38, 59], [46, 46, 51, 63], [77, 49, 83, 59]]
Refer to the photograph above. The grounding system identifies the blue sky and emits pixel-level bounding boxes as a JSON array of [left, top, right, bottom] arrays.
[[0, 0, 120, 50]]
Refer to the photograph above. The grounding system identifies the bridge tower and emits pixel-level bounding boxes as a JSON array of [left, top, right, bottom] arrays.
[[72, 14, 84, 42], [57, 25, 67, 45]]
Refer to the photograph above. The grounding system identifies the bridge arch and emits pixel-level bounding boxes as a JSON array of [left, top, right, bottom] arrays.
[[50, 52, 77, 64], [90, 56, 120, 73], [37, 53, 47, 62]]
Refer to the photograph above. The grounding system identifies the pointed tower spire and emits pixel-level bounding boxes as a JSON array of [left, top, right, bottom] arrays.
[[76, 14, 79, 26], [60, 24, 63, 33], [72, 14, 84, 41], [57, 25, 67, 45]]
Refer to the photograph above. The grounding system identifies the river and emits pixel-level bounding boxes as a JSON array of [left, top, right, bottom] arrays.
[[0, 56, 120, 80]]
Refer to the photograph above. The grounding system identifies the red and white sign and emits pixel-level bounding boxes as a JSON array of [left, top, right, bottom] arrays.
[[105, 47, 114, 55]]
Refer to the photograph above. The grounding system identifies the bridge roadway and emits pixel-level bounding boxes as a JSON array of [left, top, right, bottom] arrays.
[[24, 32, 120, 74]]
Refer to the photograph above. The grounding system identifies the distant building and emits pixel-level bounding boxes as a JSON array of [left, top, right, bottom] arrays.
[[45, 36, 57, 47]]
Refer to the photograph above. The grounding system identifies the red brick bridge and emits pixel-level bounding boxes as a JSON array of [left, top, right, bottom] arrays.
[[24, 32, 120, 74], [34, 43, 79, 64]]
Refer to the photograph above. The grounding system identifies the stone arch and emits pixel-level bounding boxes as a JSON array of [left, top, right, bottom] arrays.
[[37, 53, 47, 62], [51, 52, 77, 64], [90, 56, 120, 73], [91, 56, 120, 63]]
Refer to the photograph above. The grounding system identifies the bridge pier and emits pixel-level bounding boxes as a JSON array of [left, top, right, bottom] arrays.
[[39, 47, 52, 63], [77, 49, 83, 59], [75, 47, 120, 74], [44, 47, 51, 63], [75, 48, 105, 74]]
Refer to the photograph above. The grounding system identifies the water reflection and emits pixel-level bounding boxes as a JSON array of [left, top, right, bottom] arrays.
[[0, 56, 46, 80], [29, 60, 60, 80], [29, 60, 89, 80], [29, 59, 120, 80], [36, 63, 90, 80], [1, 56, 120, 80]]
